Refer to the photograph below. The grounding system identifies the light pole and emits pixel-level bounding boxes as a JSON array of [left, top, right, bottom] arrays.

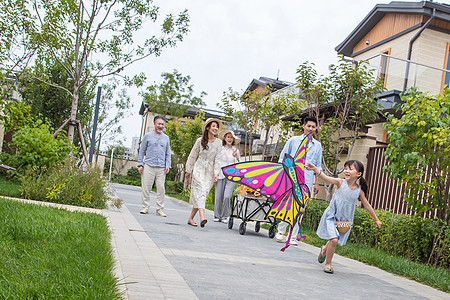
[[108, 147, 114, 181], [89, 86, 102, 164]]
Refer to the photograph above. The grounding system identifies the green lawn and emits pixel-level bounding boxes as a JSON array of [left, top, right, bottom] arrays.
[[0, 199, 122, 299], [274, 228, 450, 293], [0, 176, 21, 198]]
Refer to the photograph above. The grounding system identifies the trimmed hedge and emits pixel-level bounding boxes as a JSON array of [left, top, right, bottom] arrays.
[[302, 199, 449, 269]]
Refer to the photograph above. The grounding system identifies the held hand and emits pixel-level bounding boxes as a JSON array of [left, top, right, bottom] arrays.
[[305, 162, 316, 171], [138, 166, 144, 175], [375, 220, 382, 228], [165, 167, 170, 174], [232, 149, 237, 157]]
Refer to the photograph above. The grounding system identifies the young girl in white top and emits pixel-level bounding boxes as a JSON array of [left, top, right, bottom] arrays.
[[214, 130, 241, 223], [305, 160, 382, 274]]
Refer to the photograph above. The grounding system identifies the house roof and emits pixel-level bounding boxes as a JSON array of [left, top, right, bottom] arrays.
[[138, 101, 225, 120], [335, 1, 450, 57], [244, 76, 292, 95]]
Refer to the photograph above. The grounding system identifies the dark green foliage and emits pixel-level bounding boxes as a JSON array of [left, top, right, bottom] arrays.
[[126, 167, 141, 181], [0, 199, 121, 299], [20, 159, 110, 209], [165, 180, 184, 194], [165, 112, 204, 165], [384, 88, 450, 222], [19, 61, 95, 131], [13, 122, 75, 171], [302, 199, 449, 269], [142, 69, 206, 118], [0, 152, 22, 176], [110, 169, 141, 186]]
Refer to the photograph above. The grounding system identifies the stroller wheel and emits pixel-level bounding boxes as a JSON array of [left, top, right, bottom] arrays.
[[255, 221, 261, 233], [228, 217, 233, 229], [268, 225, 276, 238], [239, 222, 246, 235]]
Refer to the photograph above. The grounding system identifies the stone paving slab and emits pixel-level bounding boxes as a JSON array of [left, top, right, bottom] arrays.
[[110, 183, 449, 300], [105, 199, 199, 300]]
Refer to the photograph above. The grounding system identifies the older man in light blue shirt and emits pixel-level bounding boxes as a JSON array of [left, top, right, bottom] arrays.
[[137, 115, 171, 216], [276, 116, 322, 245]]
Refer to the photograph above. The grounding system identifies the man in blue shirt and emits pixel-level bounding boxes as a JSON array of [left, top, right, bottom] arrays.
[[275, 116, 323, 245], [137, 115, 171, 216]]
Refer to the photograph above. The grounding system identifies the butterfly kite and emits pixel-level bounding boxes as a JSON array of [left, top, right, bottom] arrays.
[[222, 134, 312, 251]]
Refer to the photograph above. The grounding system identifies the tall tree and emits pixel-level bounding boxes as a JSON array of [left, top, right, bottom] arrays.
[[141, 69, 206, 118], [164, 112, 203, 181], [0, 0, 190, 142], [218, 86, 271, 160], [296, 56, 384, 201], [19, 59, 95, 130], [257, 89, 304, 159], [19, 61, 132, 148]]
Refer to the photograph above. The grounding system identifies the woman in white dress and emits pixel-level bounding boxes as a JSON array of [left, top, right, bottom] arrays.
[[214, 130, 241, 223], [185, 118, 223, 227]]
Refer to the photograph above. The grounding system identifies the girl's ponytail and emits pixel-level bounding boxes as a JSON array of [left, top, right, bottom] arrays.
[[359, 176, 368, 197]]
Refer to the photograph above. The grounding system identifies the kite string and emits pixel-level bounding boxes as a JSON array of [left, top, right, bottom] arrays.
[[280, 228, 293, 252]]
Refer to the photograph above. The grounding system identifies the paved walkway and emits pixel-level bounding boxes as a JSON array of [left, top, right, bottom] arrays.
[[107, 183, 449, 300]]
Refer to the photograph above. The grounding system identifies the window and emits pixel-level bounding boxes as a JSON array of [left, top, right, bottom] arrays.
[[379, 49, 391, 87], [441, 43, 450, 91]]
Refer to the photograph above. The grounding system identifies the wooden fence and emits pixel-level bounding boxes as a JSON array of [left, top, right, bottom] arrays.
[[365, 146, 445, 219]]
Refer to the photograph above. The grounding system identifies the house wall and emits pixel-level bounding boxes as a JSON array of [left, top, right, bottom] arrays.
[[98, 154, 136, 177], [354, 27, 450, 95], [412, 29, 449, 94], [353, 13, 424, 54], [95, 154, 106, 172], [355, 29, 417, 90], [140, 112, 189, 142], [113, 158, 137, 176]]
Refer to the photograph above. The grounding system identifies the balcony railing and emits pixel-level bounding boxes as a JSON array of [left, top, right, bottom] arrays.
[[363, 53, 450, 95]]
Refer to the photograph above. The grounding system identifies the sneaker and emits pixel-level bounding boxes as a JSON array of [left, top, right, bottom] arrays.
[[289, 239, 298, 246], [214, 218, 220, 222], [221, 218, 228, 224], [156, 209, 167, 217], [275, 233, 284, 242], [140, 207, 148, 214]]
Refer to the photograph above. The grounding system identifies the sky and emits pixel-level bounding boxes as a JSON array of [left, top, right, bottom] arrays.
[[112, 0, 404, 148]]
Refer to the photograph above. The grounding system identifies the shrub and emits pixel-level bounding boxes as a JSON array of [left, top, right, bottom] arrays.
[[206, 184, 215, 204], [110, 173, 140, 186], [13, 122, 75, 171], [20, 158, 112, 209], [165, 180, 184, 194], [127, 167, 140, 181], [0, 152, 22, 176]]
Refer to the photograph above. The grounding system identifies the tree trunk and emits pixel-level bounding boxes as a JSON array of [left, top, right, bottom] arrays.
[[261, 125, 270, 160], [324, 181, 334, 202], [68, 81, 80, 142]]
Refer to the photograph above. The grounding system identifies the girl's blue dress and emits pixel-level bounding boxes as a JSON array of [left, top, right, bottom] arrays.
[[316, 179, 360, 246]]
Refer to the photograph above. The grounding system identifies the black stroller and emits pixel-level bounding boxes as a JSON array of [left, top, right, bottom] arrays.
[[228, 194, 277, 238]]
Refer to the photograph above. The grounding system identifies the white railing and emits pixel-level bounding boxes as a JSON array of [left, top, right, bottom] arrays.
[[363, 53, 450, 95]]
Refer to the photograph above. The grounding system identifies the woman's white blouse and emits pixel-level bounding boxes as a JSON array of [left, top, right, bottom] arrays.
[[218, 146, 240, 179]]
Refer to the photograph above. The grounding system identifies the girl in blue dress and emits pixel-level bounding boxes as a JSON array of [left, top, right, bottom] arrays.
[[306, 160, 381, 274]]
